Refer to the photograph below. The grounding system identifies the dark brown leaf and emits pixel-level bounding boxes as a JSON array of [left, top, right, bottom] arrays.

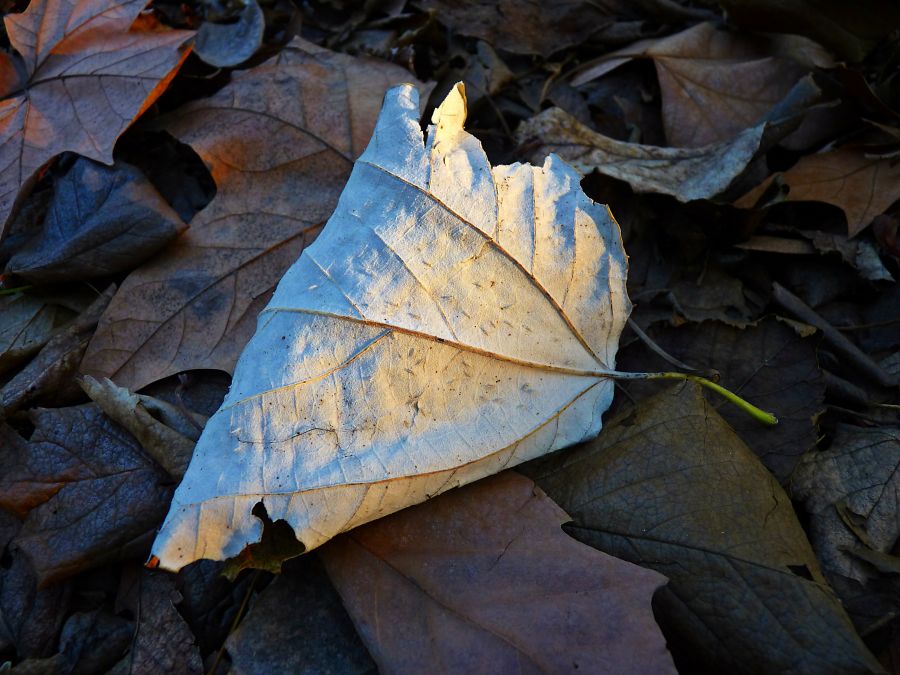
[[523, 384, 880, 674], [616, 318, 826, 482], [574, 22, 832, 147], [321, 471, 674, 675]]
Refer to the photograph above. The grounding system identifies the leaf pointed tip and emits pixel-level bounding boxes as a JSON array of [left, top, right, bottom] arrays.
[[431, 81, 468, 130]]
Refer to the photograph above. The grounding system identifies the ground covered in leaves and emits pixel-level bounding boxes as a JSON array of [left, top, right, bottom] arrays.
[[1, 0, 900, 673]]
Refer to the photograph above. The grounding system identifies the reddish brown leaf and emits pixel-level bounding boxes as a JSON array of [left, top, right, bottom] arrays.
[[321, 471, 674, 675], [736, 148, 900, 236], [80, 39, 431, 391], [0, 0, 194, 235], [574, 22, 832, 147]]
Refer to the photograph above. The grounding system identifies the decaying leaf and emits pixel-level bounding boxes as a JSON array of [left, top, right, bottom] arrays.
[[78, 374, 204, 480], [6, 159, 186, 284], [792, 424, 900, 584], [736, 147, 900, 236], [322, 471, 674, 674], [0, 0, 194, 234], [81, 38, 430, 391], [149, 82, 631, 570], [573, 22, 832, 147], [0, 404, 173, 586], [519, 107, 768, 201], [524, 384, 881, 674]]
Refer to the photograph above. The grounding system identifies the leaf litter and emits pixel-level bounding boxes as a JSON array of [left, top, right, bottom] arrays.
[[2, 0, 900, 672]]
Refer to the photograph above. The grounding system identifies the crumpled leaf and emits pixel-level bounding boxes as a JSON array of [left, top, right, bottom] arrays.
[[736, 147, 900, 236], [574, 22, 832, 147], [616, 318, 826, 483], [519, 107, 769, 202], [322, 471, 673, 674], [150, 82, 631, 570], [108, 568, 203, 675], [6, 159, 186, 284], [78, 374, 204, 479], [0, 293, 73, 377], [520, 76, 823, 202], [0, 285, 114, 414], [792, 424, 900, 584], [0, 404, 172, 585], [523, 384, 881, 674], [81, 38, 431, 391], [226, 555, 376, 675], [194, 0, 265, 68], [0, 0, 194, 234]]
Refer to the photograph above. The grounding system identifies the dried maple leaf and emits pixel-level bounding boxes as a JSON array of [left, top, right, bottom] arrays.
[[321, 471, 674, 674], [736, 147, 900, 236], [149, 83, 631, 570], [80, 38, 430, 391], [0, 0, 194, 235]]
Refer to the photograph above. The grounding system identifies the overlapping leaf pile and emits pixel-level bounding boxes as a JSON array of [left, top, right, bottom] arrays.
[[1, 0, 900, 672]]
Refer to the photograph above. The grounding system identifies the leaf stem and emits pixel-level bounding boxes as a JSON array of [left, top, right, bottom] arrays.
[[604, 370, 779, 426]]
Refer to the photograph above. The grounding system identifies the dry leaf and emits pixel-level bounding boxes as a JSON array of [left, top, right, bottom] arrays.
[[793, 424, 900, 583], [524, 384, 882, 674], [414, 0, 617, 57], [80, 38, 430, 391], [0, 293, 73, 377], [1, 404, 173, 586], [322, 471, 674, 674], [518, 106, 768, 201], [736, 147, 900, 236], [78, 374, 204, 480], [149, 82, 631, 570], [6, 159, 186, 284], [574, 22, 832, 147], [0, 285, 114, 413], [0, 0, 194, 235]]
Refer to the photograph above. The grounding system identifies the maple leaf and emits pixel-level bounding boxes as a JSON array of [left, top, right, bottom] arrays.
[[149, 82, 631, 571], [321, 471, 674, 674], [0, 0, 194, 235], [80, 39, 430, 391]]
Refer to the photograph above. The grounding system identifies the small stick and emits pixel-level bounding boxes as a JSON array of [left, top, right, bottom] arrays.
[[772, 282, 895, 388]]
